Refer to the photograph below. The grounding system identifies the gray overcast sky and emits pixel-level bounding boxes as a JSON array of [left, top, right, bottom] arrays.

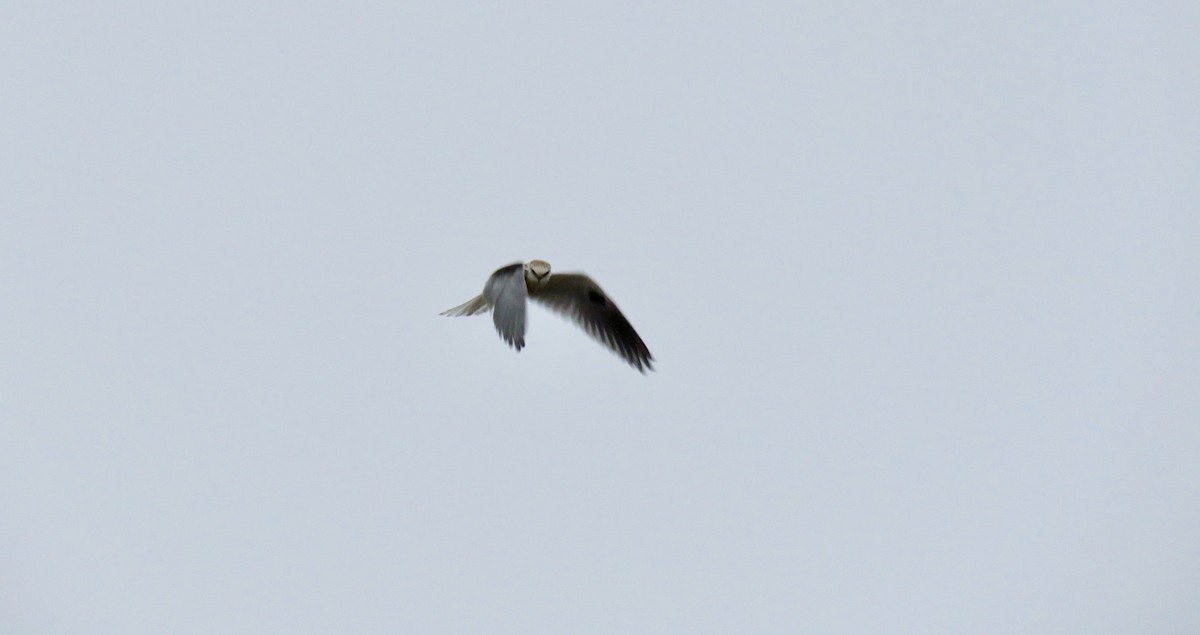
[[2, 2, 1197, 633]]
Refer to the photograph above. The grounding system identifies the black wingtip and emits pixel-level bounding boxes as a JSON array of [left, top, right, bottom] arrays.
[[631, 354, 654, 374]]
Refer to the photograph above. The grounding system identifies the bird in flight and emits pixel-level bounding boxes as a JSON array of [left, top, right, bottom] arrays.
[[441, 260, 654, 372]]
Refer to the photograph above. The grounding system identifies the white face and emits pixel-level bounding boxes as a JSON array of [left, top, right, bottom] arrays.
[[525, 259, 551, 288]]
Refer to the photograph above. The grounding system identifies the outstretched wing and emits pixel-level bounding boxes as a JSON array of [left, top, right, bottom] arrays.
[[483, 262, 528, 351], [532, 273, 654, 372]]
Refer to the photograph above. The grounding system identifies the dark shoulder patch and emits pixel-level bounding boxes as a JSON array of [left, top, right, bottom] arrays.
[[587, 289, 607, 305]]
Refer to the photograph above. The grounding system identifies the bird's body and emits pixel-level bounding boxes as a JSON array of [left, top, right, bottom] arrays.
[[441, 260, 654, 372]]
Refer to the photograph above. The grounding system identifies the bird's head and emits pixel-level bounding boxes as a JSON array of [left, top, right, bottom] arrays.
[[525, 259, 552, 289]]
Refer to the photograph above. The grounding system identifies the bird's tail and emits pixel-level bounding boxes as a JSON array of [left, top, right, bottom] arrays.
[[440, 294, 490, 317]]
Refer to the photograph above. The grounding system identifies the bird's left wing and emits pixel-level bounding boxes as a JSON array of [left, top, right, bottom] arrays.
[[532, 273, 654, 372]]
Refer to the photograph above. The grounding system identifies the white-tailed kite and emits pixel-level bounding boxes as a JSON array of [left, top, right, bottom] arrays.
[[441, 260, 654, 373]]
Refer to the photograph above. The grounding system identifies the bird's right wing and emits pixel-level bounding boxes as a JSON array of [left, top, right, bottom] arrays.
[[483, 263, 528, 351]]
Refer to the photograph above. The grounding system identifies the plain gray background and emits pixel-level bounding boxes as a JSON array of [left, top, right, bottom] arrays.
[[3, 2, 1197, 633]]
